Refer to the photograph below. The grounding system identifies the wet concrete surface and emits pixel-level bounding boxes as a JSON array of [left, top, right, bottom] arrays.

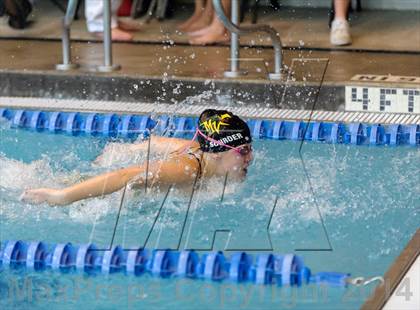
[[1, 39, 418, 84], [0, 39, 419, 110]]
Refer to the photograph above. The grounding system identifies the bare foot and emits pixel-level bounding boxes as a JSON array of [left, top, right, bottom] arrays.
[[93, 28, 134, 41], [188, 25, 230, 45], [118, 19, 141, 31], [20, 188, 64, 206], [187, 24, 213, 37]]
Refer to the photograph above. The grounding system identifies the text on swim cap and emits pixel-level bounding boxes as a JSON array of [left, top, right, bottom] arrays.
[[209, 133, 244, 148]]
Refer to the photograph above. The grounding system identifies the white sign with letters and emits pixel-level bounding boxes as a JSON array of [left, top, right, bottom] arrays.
[[351, 74, 420, 84], [345, 86, 420, 113]]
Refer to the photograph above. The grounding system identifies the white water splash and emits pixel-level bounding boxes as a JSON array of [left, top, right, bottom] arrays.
[[0, 153, 57, 191]]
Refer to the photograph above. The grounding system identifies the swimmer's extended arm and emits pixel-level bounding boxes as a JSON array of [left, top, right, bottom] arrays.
[[61, 166, 144, 204], [21, 156, 199, 206], [21, 166, 144, 206]]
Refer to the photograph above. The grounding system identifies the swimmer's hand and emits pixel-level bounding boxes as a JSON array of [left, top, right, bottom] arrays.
[[20, 188, 66, 206], [127, 176, 145, 191]]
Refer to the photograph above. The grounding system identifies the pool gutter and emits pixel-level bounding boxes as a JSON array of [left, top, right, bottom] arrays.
[[1, 96, 419, 125]]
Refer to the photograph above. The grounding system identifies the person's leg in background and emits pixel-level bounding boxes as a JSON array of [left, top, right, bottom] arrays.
[[85, 0, 133, 41], [181, 0, 214, 33], [188, 0, 230, 45], [178, 0, 205, 32], [330, 0, 352, 45]]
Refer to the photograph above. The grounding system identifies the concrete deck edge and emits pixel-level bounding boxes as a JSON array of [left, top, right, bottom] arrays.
[[0, 71, 345, 111], [361, 229, 420, 310]]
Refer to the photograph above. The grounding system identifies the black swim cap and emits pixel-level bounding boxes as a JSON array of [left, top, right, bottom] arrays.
[[197, 109, 252, 153]]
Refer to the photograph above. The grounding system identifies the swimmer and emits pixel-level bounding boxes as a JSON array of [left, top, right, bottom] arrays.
[[20, 109, 253, 206]]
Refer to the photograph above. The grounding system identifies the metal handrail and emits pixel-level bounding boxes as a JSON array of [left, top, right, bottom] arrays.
[[56, 0, 79, 70], [57, 0, 120, 72], [212, 0, 283, 79], [97, 0, 120, 72]]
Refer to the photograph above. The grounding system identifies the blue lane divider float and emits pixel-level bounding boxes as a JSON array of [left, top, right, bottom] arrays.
[[65, 112, 82, 134], [0, 108, 418, 145], [0, 240, 351, 287]]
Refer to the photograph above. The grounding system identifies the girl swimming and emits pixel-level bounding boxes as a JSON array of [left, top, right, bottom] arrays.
[[20, 109, 253, 206]]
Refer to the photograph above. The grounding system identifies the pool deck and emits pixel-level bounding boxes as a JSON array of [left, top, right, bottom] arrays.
[[0, 3, 420, 112], [362, 229, 420, 310]]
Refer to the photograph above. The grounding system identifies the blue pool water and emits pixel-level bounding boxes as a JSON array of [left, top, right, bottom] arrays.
[[0, 118, 419, 309]]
